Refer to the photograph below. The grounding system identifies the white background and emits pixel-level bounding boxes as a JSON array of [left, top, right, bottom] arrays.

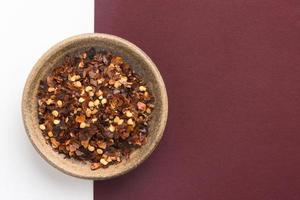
[[0, 1, 93, 199]]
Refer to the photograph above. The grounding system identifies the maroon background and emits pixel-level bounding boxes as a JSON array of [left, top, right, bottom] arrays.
[[94, 0, 300, 199]]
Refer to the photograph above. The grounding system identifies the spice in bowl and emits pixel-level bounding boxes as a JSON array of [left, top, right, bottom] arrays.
[[37, 48, 154, 170]]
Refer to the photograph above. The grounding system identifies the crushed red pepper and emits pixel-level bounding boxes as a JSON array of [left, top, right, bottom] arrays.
[[37, 48, 154, 170]]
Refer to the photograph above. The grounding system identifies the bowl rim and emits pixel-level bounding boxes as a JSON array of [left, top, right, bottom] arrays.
[[22, 33, 168, 180]]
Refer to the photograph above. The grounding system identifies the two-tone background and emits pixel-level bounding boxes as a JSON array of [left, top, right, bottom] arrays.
[[1, 0, 300, 199]]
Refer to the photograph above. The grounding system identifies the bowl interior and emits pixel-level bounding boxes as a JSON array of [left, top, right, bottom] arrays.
[[22, 34, 168, 179]]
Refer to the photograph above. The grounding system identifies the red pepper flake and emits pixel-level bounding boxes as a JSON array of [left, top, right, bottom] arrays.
[[37, 48, 155, 170]]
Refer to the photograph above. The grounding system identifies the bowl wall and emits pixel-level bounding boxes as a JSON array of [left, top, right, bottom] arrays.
[[22, 33, 168, 180]]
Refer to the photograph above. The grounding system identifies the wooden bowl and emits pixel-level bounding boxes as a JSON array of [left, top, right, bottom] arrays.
[[22, 33, 168, 180]]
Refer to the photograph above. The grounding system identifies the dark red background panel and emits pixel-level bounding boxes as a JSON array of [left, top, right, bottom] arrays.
[[94, 0, 300, 199]]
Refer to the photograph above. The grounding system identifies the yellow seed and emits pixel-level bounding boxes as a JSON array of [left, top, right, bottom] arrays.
[[119, 76, 128, 84], [68, 75, 76, 82], [73, 81, 82, 87], [107, 157, 112, 162], [89, 91, 94, 97], [96, 149, 103, 154], [127, 118, 134, 125], [51, 110, 59, 117], [97, 78, 105, 84], [114, 116, 120, 123], [78, 61, 84, 68], [114, 81, 121, 88], [75, 75, 81, 80], [119, 119, 124, 125], [88, 101, 95, 108], [98, 95, 103, 100], [39, 124, 46, 130], [108, 125, 115, 132], [48, 131, 53, 137], [100, 159, 108, 165], [65, 117, 69, 123], [125, 111, 133, 118], [50, 138, 60, 148], [146, 108, 152, 114], [88, 145, 95, 152], [86, 108, 92, 117], [85, 86, 93, 92], [79, 97, 85, 103], [46, 99, 53, 105], [57, 100, 63, 107], [101, 98, 107, 104], [80, 122, 87, 128], [94, 99, 100, 106], [92, 118, 98, 123], [48, 87, 55, 92], [139, 86, 147, 91], [114, 116, 124, 125], [53, 119, 60, 125]]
